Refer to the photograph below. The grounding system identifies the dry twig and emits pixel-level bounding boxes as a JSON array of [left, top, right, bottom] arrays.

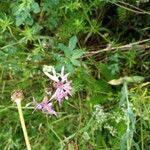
[[84, 38, 150, 57]]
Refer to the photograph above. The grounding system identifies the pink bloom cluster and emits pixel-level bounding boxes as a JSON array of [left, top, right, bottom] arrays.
[[33, 66, 73, 115], [33, 96, 57, 116]]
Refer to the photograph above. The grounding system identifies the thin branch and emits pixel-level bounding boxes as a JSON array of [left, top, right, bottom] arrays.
[[84, 38, 150, 57], [0, 38, 26, 50], [119, 1, 150, 15], [110, 1, 150, 15]]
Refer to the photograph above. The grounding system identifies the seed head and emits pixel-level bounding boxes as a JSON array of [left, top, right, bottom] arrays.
[[11, 90, 24, 104]]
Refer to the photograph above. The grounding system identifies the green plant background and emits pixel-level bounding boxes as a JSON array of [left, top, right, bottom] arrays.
[[0, 0, 150, 149]]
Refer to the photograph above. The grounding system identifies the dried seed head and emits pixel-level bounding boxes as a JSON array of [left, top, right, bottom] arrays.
[[42, 42, 49, 49], [11, 90, 24, 103]]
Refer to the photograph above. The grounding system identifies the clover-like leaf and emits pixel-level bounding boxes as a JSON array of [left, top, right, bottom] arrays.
[[71, 59, 81, 66], [68, 35, 78, 50], [72, 50, 83, 59], [32, 2, 40, 13]]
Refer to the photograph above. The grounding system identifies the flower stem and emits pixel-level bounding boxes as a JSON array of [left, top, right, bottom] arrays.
[[140, 114, 144, 150], [124, 82, 130, 150], [17, 100, 31, 150]]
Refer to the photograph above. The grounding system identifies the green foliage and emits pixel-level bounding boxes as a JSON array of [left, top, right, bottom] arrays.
[[0, 0, 150, 149], [117, 7, 127, 22], [12, 0, 40, 26], [56, 36, 83, 72]]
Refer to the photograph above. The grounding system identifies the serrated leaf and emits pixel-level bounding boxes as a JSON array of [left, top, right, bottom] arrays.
[[71, 59, 81, 66], [25, 15, 34, 26], [15, 11, 28, 26], [66, 63, 74, 72], [68, 36, 77, 50], [32, 2, 40, 13], [58, 43, 73, 57], [58, 43, 67, 51], [72, 50, 83, 59]]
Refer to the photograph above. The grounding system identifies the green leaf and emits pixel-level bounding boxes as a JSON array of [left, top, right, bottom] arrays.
[[72, 50, 83, 59], [58, 43, 67, 51], [99, 63, 115, 80], [15, 11, 28, 26], [32, 2, 40, 13], [71, 59, 81, 66], [68, 36, 77, 50], [58, 43, 73, 58], [25, 15, 34, 26], [66, 63, 74, 72], [108, 76, 144, 86], [124, 76, 144, 83]]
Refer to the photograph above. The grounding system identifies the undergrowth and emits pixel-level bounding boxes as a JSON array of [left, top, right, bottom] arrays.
[[0, 0, 150, 150]]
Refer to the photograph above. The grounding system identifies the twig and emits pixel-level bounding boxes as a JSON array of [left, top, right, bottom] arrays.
[[84, 38, 150, 57], [118, 1, 150, 15], [0, 38, 25, 50], [110, 1, 150, 15], [38, 0, 44, 23]]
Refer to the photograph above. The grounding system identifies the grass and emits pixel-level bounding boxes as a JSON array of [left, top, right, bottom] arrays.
[[0, 0, 150, 149]]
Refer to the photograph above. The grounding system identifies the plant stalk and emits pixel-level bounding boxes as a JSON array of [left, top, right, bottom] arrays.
[[17, 100, 31, 150], [124, 81, 130, 150], [140, 114, 144, 150]]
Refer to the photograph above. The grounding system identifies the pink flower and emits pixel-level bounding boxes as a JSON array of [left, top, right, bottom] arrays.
[[33, 96, 57, 116], [51, 80, 73, 104], [43, 66, 73, 104]]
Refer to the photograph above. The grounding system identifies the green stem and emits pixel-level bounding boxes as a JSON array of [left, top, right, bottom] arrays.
[[17, 100, 31, 150], [140, 115, 144, 150], [124, 81, 130, 150]]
